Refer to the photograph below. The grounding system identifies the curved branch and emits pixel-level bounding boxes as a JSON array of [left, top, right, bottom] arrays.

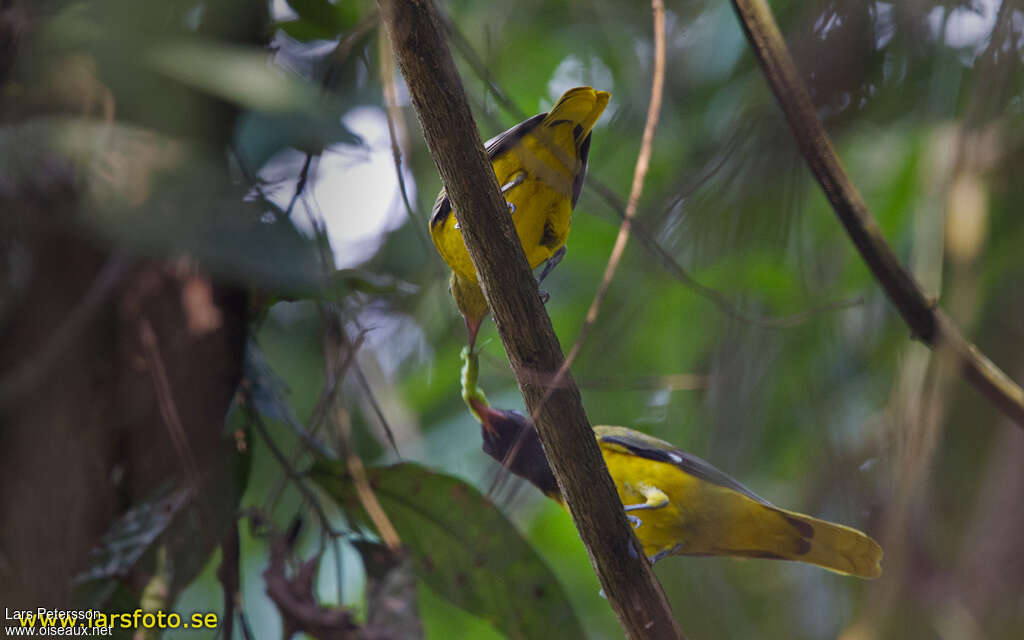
[[377, 1, 685, 637], [730, 0, 1024, 428]]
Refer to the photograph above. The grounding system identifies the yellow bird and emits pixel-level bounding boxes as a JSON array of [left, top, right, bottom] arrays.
[[431, 87, 611, 347], [459, 349, 882, 578]]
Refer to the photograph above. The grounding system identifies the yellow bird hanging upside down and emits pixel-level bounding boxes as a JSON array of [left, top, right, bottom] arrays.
[[431, 87, 611, 347], [459, 349, 882, 578]]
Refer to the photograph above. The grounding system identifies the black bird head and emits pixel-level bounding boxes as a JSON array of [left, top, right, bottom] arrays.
[[469, 397, 559, 498]]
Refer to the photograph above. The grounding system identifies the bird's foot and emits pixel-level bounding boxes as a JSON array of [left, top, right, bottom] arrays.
[[500, 171, 526, 194], [536, 246, 566, 287], [500, 171, 526, 215]]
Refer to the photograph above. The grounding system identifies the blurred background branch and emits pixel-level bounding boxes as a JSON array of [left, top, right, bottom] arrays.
[[730, 0, 1024, 428]]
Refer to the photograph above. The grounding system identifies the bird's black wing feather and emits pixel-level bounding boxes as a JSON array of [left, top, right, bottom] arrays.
[[597, 432, 772, 506], [429, 113, 548, 229], [571, 132, 591, 208]]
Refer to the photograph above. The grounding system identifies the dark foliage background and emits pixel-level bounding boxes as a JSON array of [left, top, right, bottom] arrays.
[[2, 0, 1023, 638]]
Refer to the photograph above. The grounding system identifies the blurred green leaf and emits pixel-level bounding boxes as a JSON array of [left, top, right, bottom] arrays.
[[286, 0, 355, 31], [145, 40, 322, 114], [311, 462, 586, 640], [277, 0, 362, 41], [0, 118, 325, 294], [277, 18, 343, 42], [324, 268, 419, 299]]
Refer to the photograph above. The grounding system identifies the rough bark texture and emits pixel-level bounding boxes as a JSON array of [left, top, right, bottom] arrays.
[[0, 216, 248, 607], [377, 1, 684, 638]]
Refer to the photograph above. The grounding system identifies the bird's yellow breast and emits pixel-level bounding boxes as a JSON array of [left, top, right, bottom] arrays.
[[430, 123, 578, 284]]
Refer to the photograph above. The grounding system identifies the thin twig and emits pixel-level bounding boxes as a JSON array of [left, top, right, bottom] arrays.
[[442, 17, 525, 120], [493, 0, 672, 501], [335, 407, 401, 551], [378, 28, 433, 253], [285, 154, 313, 218], [543, 0, 667, 412], [139, 317, 203, 491], [331, 317, 401, 459], [252, 413, 342, 538], [284, 12, 377, 223], [237, 609, 254, 640], [730, 0, 1024, 428], [353, 362, 402, 457], [265, 323, 367, 518], [232, 143, 280, 218], [310, 327, 367, 432]]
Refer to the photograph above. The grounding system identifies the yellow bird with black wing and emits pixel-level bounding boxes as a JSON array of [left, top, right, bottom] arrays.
[[431, 87, 610, 347], [459, 349, 882, 578]]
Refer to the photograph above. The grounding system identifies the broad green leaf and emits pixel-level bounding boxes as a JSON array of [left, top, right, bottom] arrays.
[[311, 462, 585, 640]]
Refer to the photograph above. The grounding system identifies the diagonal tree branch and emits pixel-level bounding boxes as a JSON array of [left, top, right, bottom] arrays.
[[730, 0, 1024, 428], [377, 0, 685, 637]]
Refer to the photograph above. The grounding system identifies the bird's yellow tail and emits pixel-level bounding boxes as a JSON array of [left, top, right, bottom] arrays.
[[738, 505, 883, 579], [543, 87, 611, 139]]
